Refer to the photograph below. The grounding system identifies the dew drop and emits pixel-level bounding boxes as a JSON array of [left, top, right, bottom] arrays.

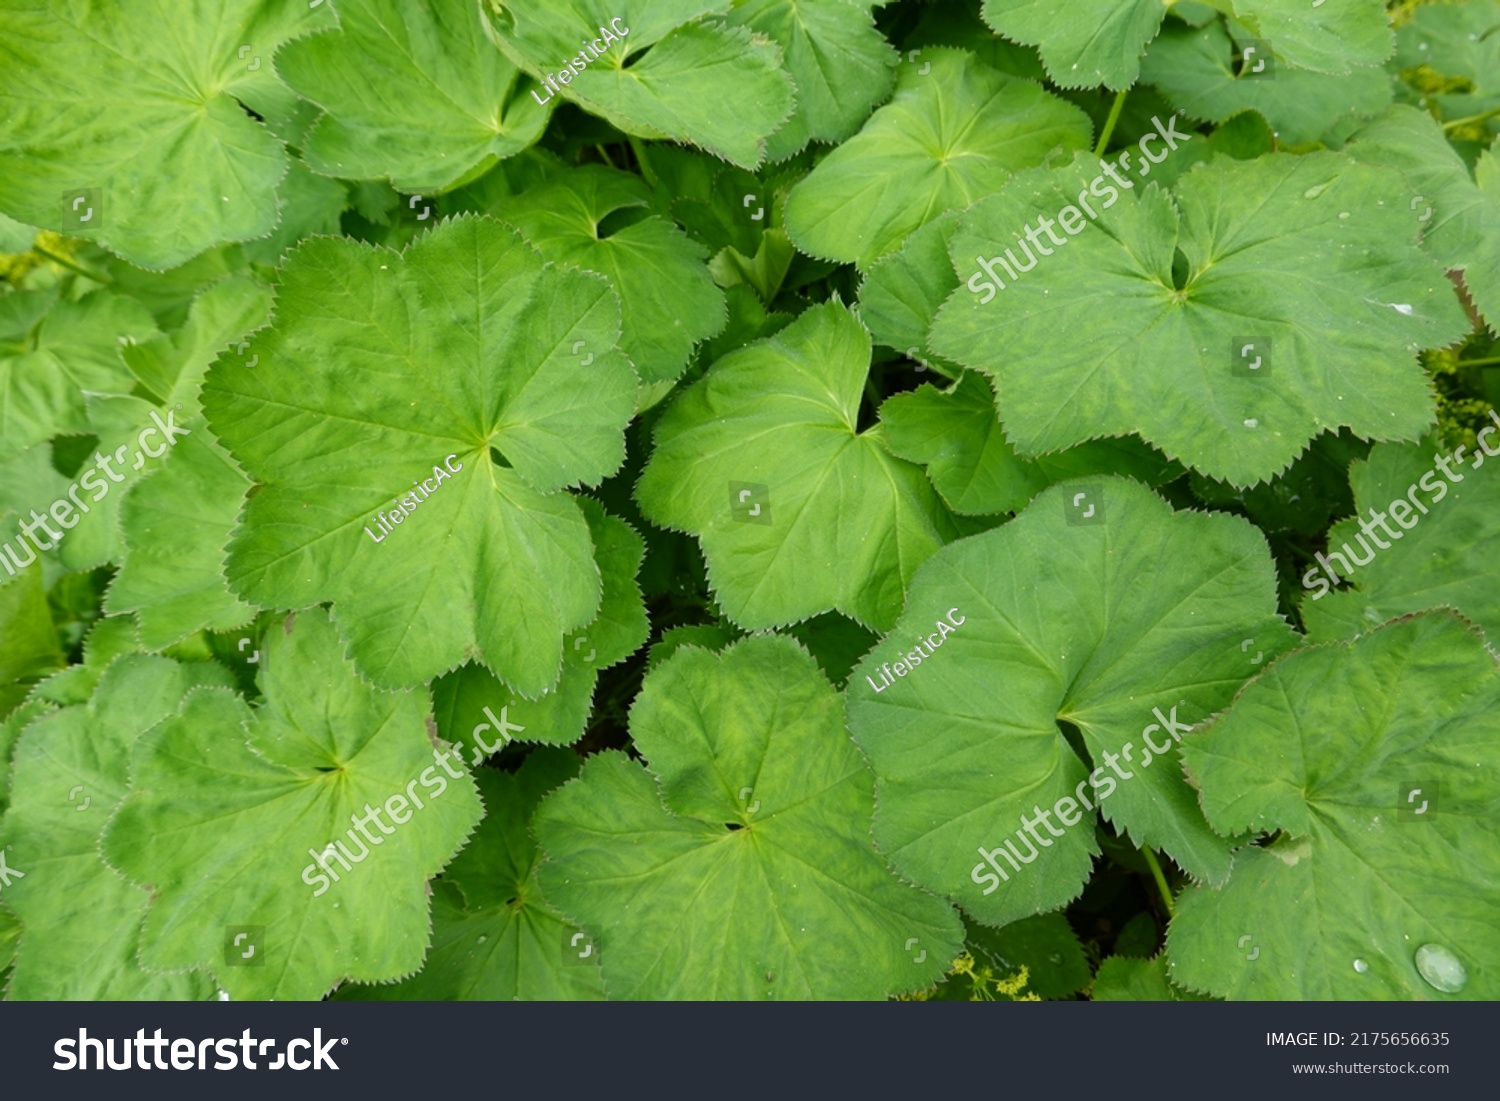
[[1303, 182, 1332, 199], [1415, 944, 1467, 993], [1243, 418, 1259, 428], [1353, 958, 1369, 973], [477, 935, 488, 944], [1389, 303, 1415, 316], [1338, 211, 1350, 219]]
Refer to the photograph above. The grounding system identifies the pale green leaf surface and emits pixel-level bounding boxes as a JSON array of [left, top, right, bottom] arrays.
[[784, 48, 1092, 266], [500, 166, 726, 384], [202, 216, 637, 691], [637, 301, 955, 633], [1301, 439, 1500, 643], [1172, 613, 1500, 999], [881, 372, 1178, 515], [1231, 0, 1393, 75], [932, 151, 1470, 487], [1394, 0, 1500, 95], [535, 637, 963, 999], [484, 1, 794, 169], [105, 425, 257, 650], [103, 609, 484, 1000], [338, 750, 603, 1000], [978, 0, 1167, 90], [278, 0, 550, 192], [847, 478, 1299, 927], [1141, 21, 1391, 146], [0, 0, 333, 269], [0, 654, 230, 999], [726, 0, 898, 160], [1093, 954, 1213, 1000], [0, 289, 155, 461]]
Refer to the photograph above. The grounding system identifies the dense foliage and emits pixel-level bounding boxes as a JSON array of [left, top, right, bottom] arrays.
[[0, 0, 1497, 1001]]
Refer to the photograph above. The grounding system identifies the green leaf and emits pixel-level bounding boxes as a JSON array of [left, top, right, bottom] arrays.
[[1093, 954, 1214, 1000], [431, 499, 648, 749], [881, 372, 1178, 516], [725, 0, 898, 161], [1141, 21, 1391, 146], [277, 0, 550, 193], [978, 0, 1169, 90], [932, 150, 1470, 487], [1172, 612, 1500, 999], [966, 912, 1091, 999], [202, 215, 638, 691], [241, 160, 348, 269], [1343, 106, 1500, 336], [0, 0, 334, 269], [105, 426, 256, 650], [784, 48, 1092, 266], [1230, 0, 1393, 75], [31, 617, 143, 708], [637, 301, 955, 633], [847, 478, 1299, 927], [0, 654, 229, 999], [483, 1, 794, 170], [1300, 437, 1500, 643], [499, 166, 726, 385], [0, 289, 156, 461], [857, 209, 967, 378], [535, 636, 963, 998], [1394, 0, 1500, 96], [103, 608, 484, 1000], [1, 700, 56, 815], [120, 274, 275, 408], [338, 750, 603, 1000], [0, 562, 64, 709]]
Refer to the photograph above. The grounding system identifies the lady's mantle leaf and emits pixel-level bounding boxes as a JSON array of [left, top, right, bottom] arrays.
[[0, 655, 230, 999], [535, 636, 963, 999], [483, 1, 794, 170], [277, 0, 551, 193], [847, 478, 1299, 928], [725, 0, 899, 161], [881, 372, 1179, 516], [978, 0, 1169, 90], [338, 750, 603, 1000], [103, 609, 484, 1001], [784, 48, 1092, 267], [0, 0, 334, 270], [431, 499, 649, 750], [499, 166, 726, 385], [202, 215, 638, 692], [637, 301, 955, 633], [105, 427, 257, 651], [1171, 613, 1500, 999], [932, 151, 1470, 487], [1300, 439, 1500, 644], [0, 289, 156, 461]]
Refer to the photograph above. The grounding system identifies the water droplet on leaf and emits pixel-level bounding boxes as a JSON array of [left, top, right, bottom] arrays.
[[1415, 944, 1467, 993], [1353, 958, 1369, 973]]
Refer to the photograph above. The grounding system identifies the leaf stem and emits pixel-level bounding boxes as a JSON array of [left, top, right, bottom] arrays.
[[627, 135, 659, 189], [1094, 89, 1130, 156], [594, 144, 617, 169], [1141, 847, 1176, 917], [33, 243, 111, 284], [1441, 105, 1500, 132], [1455, 355, 1500, 368]]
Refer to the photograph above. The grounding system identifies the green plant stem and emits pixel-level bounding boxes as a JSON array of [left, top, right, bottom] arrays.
[[1094, 89, 1130, 155], [627, 135, 659, 189], [1441, 105, 1500, 132], [1455, 356, 1500, 368], [33, 244, 110, 284], [1142, 847, 1176, 917], [594, 143, 617, 168]]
